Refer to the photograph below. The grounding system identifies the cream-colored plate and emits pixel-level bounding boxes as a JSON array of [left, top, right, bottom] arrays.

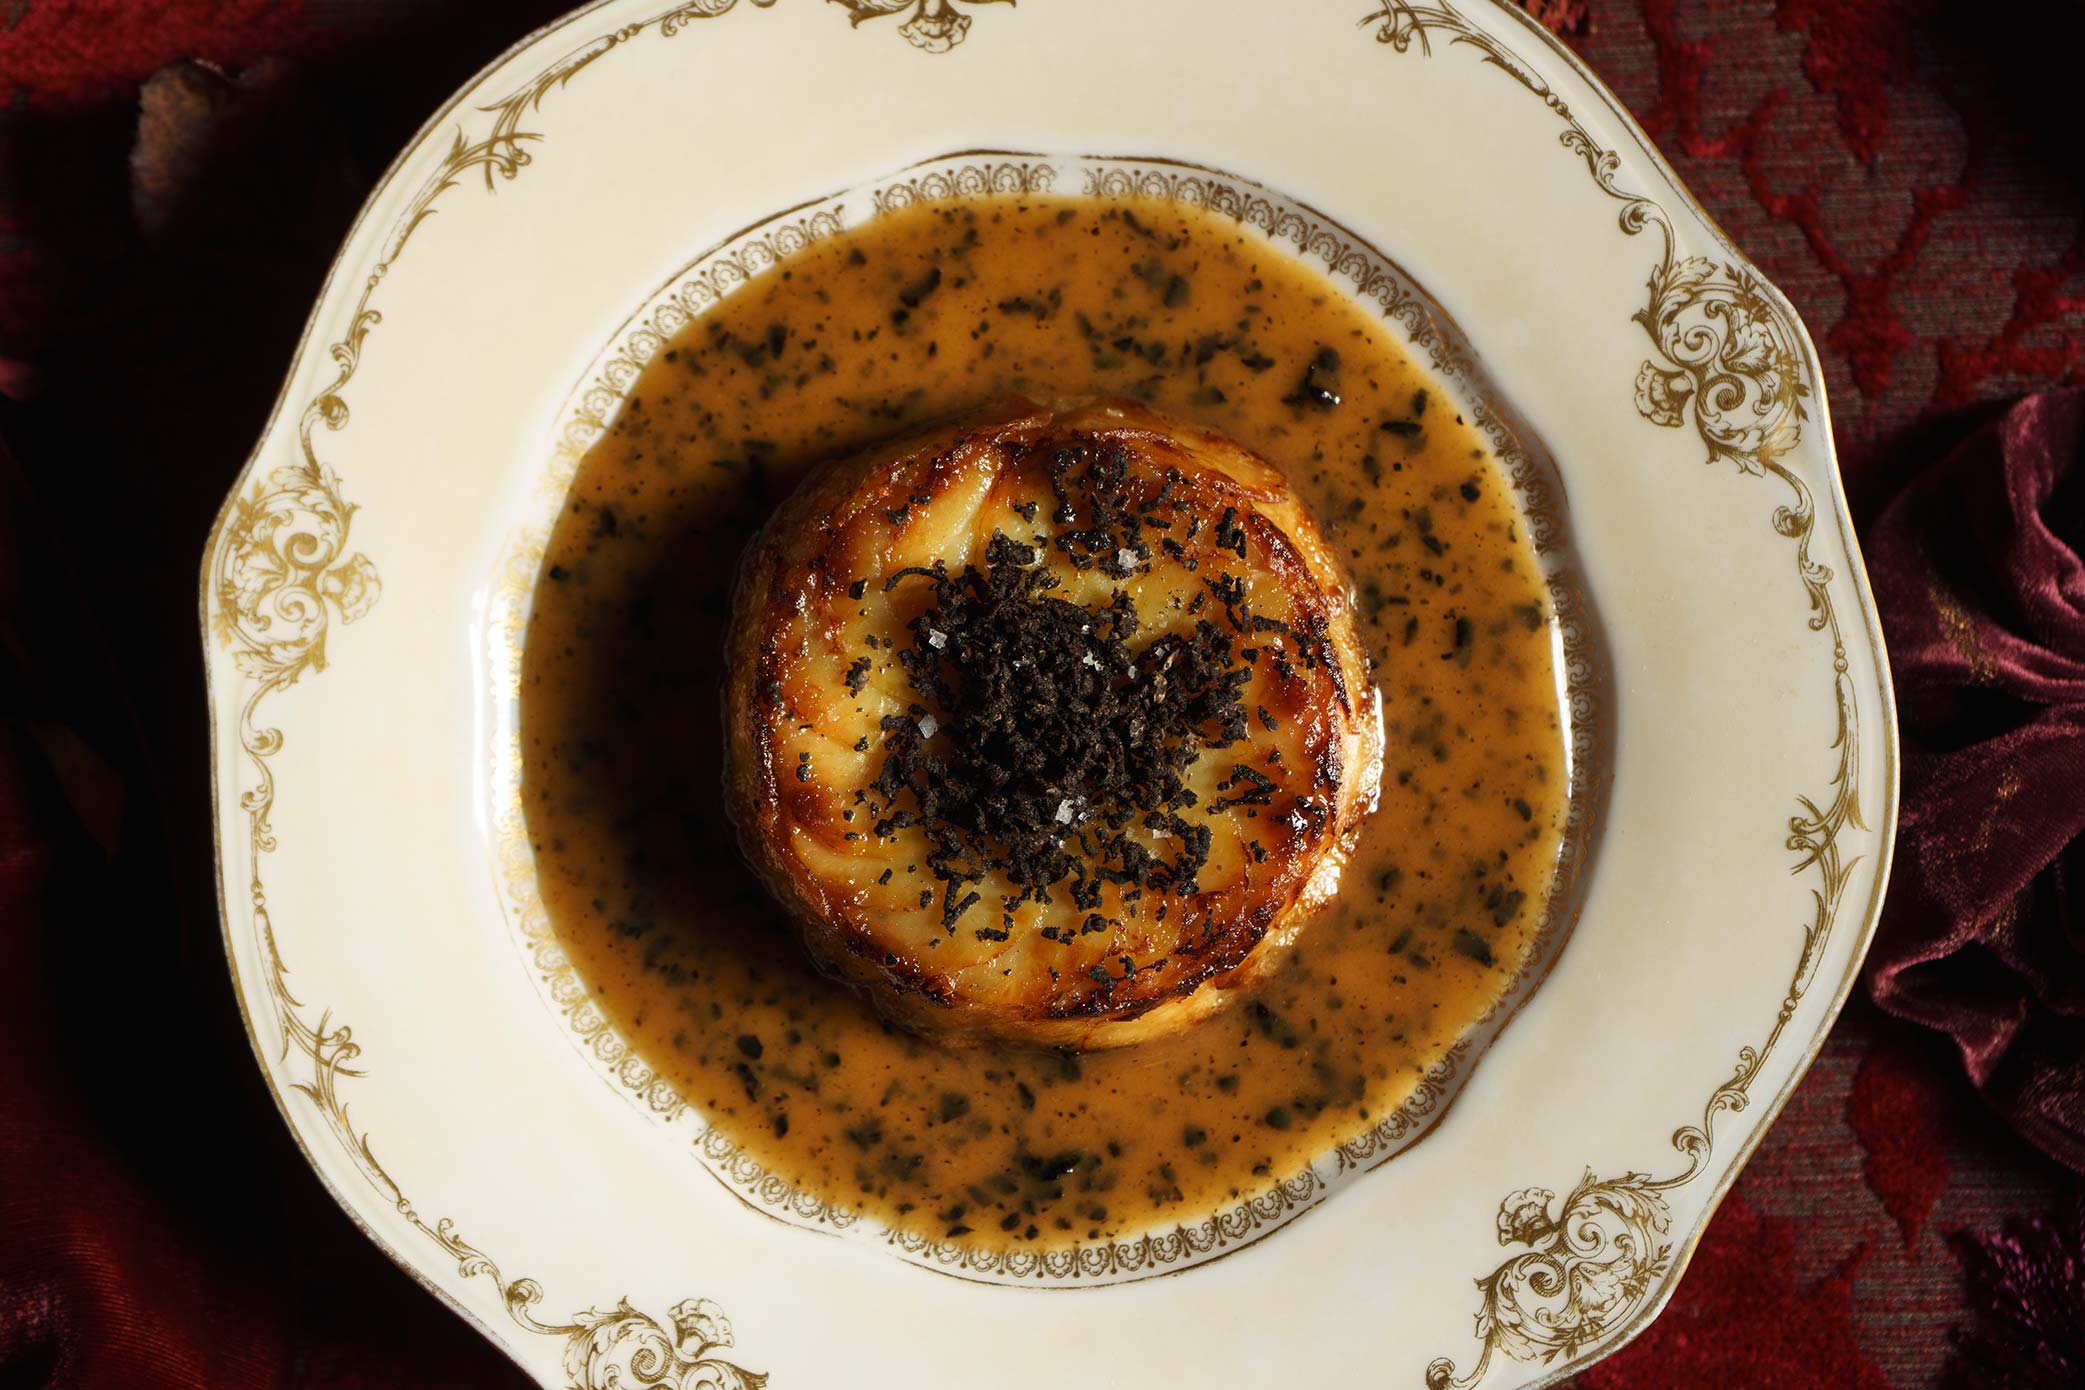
[[202, 2, 1898, 1386]]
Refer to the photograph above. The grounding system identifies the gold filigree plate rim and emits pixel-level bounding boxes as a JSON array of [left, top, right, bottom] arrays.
[[196, 0, 1900, 1384]]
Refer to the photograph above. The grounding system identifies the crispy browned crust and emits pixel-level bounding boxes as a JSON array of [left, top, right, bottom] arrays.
[[724, 397, 1381, 1049]]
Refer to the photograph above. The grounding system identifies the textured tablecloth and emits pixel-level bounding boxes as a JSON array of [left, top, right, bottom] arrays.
[[0, 2, 2080, 1386]]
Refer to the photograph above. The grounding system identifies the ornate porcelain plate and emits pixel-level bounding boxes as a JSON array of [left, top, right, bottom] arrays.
[[202, 2, 1898, 1386]]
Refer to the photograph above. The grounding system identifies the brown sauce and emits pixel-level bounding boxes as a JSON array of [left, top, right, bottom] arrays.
[[520, 194, 1568, 1252]]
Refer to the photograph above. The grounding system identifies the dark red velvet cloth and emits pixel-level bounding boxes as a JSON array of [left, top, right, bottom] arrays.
[[0, 2, 2081, 1388], [1867, 391, 2085, 1173]]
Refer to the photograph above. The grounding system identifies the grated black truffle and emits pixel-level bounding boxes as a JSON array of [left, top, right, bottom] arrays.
[[867, 459, 1253, 935]]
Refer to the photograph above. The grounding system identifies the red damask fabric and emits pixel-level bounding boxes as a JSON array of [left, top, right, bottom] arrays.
[[0, 2, 2081, 1388]]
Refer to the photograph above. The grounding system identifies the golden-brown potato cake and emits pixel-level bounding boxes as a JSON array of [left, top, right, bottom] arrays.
[[725, 398, 1380, 1048]]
